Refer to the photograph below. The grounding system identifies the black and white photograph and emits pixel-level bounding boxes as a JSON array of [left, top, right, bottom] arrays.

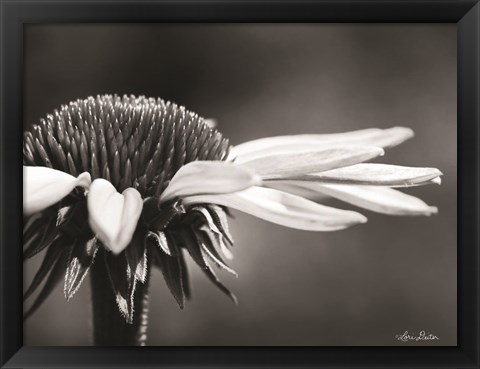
[[22, 23, 456, 347]]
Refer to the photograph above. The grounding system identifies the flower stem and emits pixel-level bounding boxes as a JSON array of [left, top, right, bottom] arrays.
[[90, 249, 150, 346]]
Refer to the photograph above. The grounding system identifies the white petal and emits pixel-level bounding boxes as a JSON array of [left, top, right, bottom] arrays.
[[160, 161, 260, 203], [23, 166, 91, 215], [87, 179, 143, 255], [242, 146, 384, 179], [231, 127, 414, 163], [286, 164, 443, 187], [182, 186, 367, 231], [318, 184, 438, 216], [264, 181, 329, 201]]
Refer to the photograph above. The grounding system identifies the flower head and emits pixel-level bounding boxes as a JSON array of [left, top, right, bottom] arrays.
[[23, 95, 441, 323]]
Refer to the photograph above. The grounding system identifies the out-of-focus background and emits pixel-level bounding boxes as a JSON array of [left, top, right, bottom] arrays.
[[24, 24, 456, 346]]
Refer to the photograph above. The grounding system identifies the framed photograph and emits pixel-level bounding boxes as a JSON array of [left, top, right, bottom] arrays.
[[1, 0, 479, 368]]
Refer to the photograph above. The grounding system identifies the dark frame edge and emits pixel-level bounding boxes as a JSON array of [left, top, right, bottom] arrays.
[[1, 0, 479, 368], [0, 0, 24, 368], [458, 1, 480, 367]]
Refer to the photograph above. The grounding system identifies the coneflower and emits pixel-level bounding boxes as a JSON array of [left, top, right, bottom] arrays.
[[23, 94, 442, 346]]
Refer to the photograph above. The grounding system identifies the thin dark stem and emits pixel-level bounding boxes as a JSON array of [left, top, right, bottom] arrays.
[[90, 249, 150, 346]]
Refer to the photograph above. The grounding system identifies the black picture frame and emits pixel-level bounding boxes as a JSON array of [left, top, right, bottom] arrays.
[[1, 0, 479, 368]]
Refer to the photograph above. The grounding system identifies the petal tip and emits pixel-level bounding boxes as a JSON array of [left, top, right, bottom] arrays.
[[394, 126, 415, 138], [390, 126, 415, 141], [330, 211, 368, 230], [382, 127, 415, 148], [77, 172, 92, 188], [376, 147, 386, 157], [109, 246, 125, 256], [431, 176, 442, 185], [355, 213, 368, 224]]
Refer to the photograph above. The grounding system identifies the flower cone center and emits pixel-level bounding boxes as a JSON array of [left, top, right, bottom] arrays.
[[23, 94, 230, 196]]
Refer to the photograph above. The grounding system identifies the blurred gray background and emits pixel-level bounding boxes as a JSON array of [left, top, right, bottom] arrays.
[[23, 24, 456, 346]]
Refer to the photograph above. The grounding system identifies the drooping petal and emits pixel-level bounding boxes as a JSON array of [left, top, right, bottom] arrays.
[[23, 166, 91, 215], [270, 181, 437, 216], [230, 127, 414, 163], [285, 164, 442, 187], [87, 179, 143, 255], [160, 161, 261, 203], [264, 181, 329, 202], [317, 184, 438, 216], [241, 147, 384, 179], [182, 186, 367, 231]]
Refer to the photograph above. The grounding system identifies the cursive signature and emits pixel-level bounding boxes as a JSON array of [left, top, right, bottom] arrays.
[[395, 330, 439, 342]]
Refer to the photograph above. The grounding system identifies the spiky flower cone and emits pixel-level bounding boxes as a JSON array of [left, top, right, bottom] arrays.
[[23, 95, 236, 345]]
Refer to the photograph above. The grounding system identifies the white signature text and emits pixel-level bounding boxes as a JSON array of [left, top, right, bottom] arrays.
[[395, 330, 439, 342]]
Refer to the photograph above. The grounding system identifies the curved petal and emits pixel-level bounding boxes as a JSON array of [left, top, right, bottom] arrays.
[[283, 164, 442, 187], [182, 186, 367, 231], [269, 181, 437, 216], [242, 147, 384, 179], [87, 179, 143, 255], [264, 181, 329, 201], [160, 161, 261, 203], [230, 127, 414, 163], [316, 184, 438, 216], [24, 166, 91, 216]]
